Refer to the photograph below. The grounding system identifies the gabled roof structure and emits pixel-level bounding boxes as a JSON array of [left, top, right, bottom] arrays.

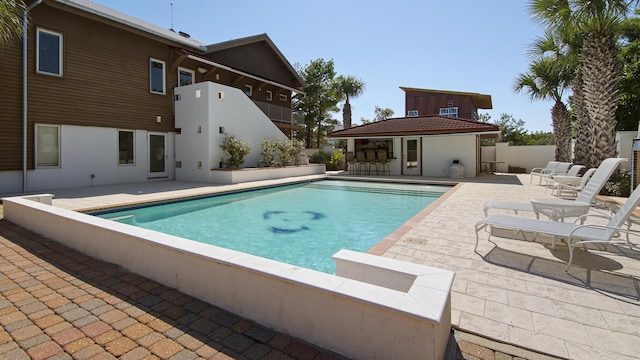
[[328, 115, 500, 138], [205, 33, 304, 90]]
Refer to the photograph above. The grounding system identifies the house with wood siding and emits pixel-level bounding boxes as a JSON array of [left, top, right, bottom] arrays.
[[0, 0, 304, 194], [402, 87, 492, 120], [328, 87, 498, 178]]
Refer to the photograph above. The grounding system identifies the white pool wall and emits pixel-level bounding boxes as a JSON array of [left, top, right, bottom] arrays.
[[3, 195, 454, 360]]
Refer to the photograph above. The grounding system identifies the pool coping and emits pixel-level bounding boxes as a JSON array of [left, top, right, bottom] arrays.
[[2, 179, 458, 360]]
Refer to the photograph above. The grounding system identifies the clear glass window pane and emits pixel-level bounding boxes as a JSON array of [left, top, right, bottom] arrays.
[[38, 30, 61, 75], [36, 125, 59, 167], [178, 69, 193, 86], [150, 60, 165, 94], [118, 131, 134, 165]]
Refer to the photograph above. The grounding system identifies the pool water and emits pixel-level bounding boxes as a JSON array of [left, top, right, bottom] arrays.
[[94, 180, 450, 273]]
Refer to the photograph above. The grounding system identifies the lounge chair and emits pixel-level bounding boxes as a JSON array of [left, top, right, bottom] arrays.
[[550, 167, 596, 198], [484, 158, 627, 219], [475, 183, 640, 271], [529, 161, 559, 184], [543, 164, 585, 189], [532, 162, 572, 185]]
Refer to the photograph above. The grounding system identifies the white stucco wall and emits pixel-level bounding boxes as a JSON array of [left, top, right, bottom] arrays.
[[0, 171, 23, 195], [422, 134, 477, 177], [617, 131, 635, 172], [22, 126, 173, 193], [174, 82, 287, 183]]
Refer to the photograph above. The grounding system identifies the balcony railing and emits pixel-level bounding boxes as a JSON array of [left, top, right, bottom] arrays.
[[254, 100, 289, 123]]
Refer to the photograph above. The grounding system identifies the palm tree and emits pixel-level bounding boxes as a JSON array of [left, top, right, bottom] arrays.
[[530, 0, 632, 168], [515, 31, 575, 162], [0, 0, 27, 48], [570, 69, 592, 166], [333, 75, 365, 129]]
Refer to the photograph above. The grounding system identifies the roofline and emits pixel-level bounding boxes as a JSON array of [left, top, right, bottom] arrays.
[[400, 86, 493, 109], [50, 0, 208, 51], [328, 130, 500, 139], [179, 50, 306, 95], [206, 33, 305, 88]]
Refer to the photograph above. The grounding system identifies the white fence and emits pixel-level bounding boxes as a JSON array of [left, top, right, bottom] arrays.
[[481, 131, 635, 173]]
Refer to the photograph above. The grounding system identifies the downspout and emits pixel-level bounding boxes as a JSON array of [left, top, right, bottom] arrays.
[[23, 0, 44, 193]]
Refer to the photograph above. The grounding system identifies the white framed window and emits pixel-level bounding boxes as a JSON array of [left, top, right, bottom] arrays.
[[36, 28, 63, 76], [439, 107, 458, 118], [266, 90, 273, 101], [118, 130, 135, 165], [244, 84, 252, 96], [177, 67, 194, 87], [35, 124, 60, 168], [278, 94, 287, 102], [150, 58, 166, 94]]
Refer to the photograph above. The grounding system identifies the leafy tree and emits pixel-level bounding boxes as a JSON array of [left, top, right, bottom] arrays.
[[360, 106, 394, 124], [333, 75, 365, 129], [0, 0, 27, 48], [617, 10, 640, 131], [477, 112, 492, 123], [292, 59, 341, 149], [526, 131, 556, 145], [374, 106, 394, 121], [483, 113, 529, 145]]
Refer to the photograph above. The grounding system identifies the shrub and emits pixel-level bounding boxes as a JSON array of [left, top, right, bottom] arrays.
[[259, 139, 279, 167], [219, 133, 251, 169], [309, 150, 342, 170], [259, 139, 305, 167], [602, 169, 631, 197]]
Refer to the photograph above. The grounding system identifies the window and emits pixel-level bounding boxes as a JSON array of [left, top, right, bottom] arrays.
[[118, 130, 134, 165], [266, 90, 273, 101], [244, 85, 252, 96], [447, 99, 454, 107], [439, 107, 458, 118], [150, 58, 166, 94], [35, 124, 60, 168], [36, 28, 63, 76], [177, 67, 194, 87], [278, 94, 287, 102]]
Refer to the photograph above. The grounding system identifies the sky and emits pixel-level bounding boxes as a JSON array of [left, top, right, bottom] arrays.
[[94, 0, 557, 133]]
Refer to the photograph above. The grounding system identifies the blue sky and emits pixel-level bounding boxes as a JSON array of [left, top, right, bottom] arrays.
[[95, 0, 556, 133]]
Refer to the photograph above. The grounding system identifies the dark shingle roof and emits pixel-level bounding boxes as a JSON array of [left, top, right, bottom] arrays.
[[328, 115, 500, 138]]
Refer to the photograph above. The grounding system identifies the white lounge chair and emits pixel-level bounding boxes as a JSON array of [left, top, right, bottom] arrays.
[[529, 161, 559, 184], [543, 164, 585, 189], [550, 167, 596, 198], [533, 162, 572, 185], [484, 158, 627, 219], [475, 183, 640, 271]]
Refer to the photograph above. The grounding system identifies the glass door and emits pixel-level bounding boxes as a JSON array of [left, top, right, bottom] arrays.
[[403, 138, 420, 175], [148, 133, 167, 178]]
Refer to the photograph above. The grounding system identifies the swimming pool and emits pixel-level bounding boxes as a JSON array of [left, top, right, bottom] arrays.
[[93, 180, 450, 273]]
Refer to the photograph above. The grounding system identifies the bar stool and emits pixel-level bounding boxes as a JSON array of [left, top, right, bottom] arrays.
[[376, 150, 390, 175], [366, 149, 378, 175], [345, 152, 355, 174], [355, 151, 368, 175]]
